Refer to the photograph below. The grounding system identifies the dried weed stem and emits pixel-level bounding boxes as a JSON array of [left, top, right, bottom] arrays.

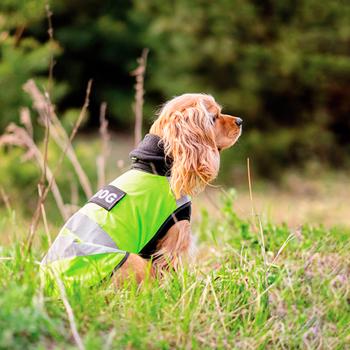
[[25, 79, 92, 253], [23, 80, 93, 198], [97, 102, 109, 189], [131, 48, 149, 147]]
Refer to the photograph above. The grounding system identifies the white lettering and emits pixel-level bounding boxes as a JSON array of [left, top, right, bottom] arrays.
[[98, 190, 109, 199], [94, 190, 103, 198], [105, 193, 117, 204]]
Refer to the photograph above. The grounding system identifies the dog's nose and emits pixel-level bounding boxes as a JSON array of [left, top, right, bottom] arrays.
[[235, 117, 243, 126]]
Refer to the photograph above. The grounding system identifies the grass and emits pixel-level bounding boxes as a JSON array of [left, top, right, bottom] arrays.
[[0, 190, 349, 349]]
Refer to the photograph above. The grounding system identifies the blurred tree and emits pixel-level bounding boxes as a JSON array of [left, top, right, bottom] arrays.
[[30, 0, 143, 130], [130, 0, 350, 174], [0, 0, 64, 131], [0, 0, 349, 176]]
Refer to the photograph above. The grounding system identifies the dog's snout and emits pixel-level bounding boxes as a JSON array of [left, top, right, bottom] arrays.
[[235, 117, 243, 126]]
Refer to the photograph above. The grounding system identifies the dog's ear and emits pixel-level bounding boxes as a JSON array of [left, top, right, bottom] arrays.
[[151, 101, 220, 198]]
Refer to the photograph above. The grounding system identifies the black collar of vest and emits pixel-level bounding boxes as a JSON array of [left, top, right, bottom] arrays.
[[129, 134, 172, 176]]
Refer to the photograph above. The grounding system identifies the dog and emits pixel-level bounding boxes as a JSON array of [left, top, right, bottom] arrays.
[[41, 93, 242, 288]]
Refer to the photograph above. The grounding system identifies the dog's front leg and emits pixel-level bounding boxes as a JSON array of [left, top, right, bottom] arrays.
[[153, 220, 193, 274], [112, 253, 154, 287]]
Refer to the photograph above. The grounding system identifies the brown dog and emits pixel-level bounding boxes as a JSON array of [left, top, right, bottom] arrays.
[[114, 93, 242, 284], [41, 93, 242, 288]]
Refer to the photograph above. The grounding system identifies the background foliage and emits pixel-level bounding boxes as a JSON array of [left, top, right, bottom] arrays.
[[1, 0, 350, 177]]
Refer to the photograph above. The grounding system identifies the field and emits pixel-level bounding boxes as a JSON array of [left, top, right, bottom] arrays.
[[1, 168, 349, 349], [1, 1, 350, 347]]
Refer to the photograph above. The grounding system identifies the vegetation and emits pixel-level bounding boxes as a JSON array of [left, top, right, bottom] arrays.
[[0, 2, 349, 348], [1, 0, 350, 176], [0, 192, 349, 349]]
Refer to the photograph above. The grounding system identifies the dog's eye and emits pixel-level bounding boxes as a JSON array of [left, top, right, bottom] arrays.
[[211, 114, 218, 123]]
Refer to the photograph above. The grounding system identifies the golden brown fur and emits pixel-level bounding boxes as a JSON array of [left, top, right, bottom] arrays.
[[114, 93, 242, 286]]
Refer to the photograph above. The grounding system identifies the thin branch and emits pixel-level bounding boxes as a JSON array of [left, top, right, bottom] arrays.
[[14, 25, 25, 47], [38, 185, 52, 246], [20, 107, 33, 138], [97, 102, 109, 189], [23, 79, 93, 198], [0, 187, 11, 213], [25, 80, 93, 253], [45, 0, 55, 94], [247, 157, 254, 218], [40, 91, 51, 208], [131, 48, 149, 147]]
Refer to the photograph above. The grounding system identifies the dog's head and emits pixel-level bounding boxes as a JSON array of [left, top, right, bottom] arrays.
[[150, 93, 242, 198]]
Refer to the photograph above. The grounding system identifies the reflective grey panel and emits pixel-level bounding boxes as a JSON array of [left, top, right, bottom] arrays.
[[42, 212, 123, 264], [65, 212, 117, 249]]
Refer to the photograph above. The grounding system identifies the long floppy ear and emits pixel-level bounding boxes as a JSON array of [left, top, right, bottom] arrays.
[[150, 101, 220, 198]]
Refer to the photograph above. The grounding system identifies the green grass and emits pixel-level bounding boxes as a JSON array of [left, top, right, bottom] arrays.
[[0, 191, 349, 349]]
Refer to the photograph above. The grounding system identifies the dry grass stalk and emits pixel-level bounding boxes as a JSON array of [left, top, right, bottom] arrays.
[[25, 79, 93, 253], [0, 187, 11, 213], [247, 158, 267, 267], [20, 107, 33, 138], [0, 123, 67, 221], [64, 174, 80, 217], [14, 25, 25, 46], [97, 102, 109, 189], [23, 80, 93, 198], [45, 0, 55, 94], [131, 48, 149, 147], [51, 268, 85, 350], [38, 185, 52, 246], [103, 328, 117, 350], [208, 277, 228, 336], [40, 91, 51, 215], [69, 174, 79, 207]]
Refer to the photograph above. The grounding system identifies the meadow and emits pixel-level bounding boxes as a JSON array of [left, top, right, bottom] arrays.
[[1, 1, 350, 348], [1, 168, 349, 349], [0, 86, 349, 348]]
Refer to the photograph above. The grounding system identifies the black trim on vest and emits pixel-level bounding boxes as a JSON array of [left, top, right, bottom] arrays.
[[139, 201, 192, 259], [110, 252, 130, 278], [97, 252, 130, 286]]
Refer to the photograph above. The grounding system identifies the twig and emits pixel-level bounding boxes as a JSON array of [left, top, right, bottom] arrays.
[[38, 185, 52, 246], [45, 0, 55, 95], [0, 187, 11, 213], [51, 268, 85, 350], [25, 80, 93, 253], [97, 102, 109, 189], [131, 48, 149, 147], [40, 91, 51, 211], [247, 157, 254, 218], [69, 174, 79, 207], [24, 79, 93, 198], [20, 107, 33, 138], [14, 25, 25, 47]]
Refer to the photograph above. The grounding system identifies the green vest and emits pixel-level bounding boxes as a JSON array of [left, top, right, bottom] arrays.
[[41, 169, 191, 287]]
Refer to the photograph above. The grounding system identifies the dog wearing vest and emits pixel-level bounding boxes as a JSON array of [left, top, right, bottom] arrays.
[[41, 93, 242, 288]]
